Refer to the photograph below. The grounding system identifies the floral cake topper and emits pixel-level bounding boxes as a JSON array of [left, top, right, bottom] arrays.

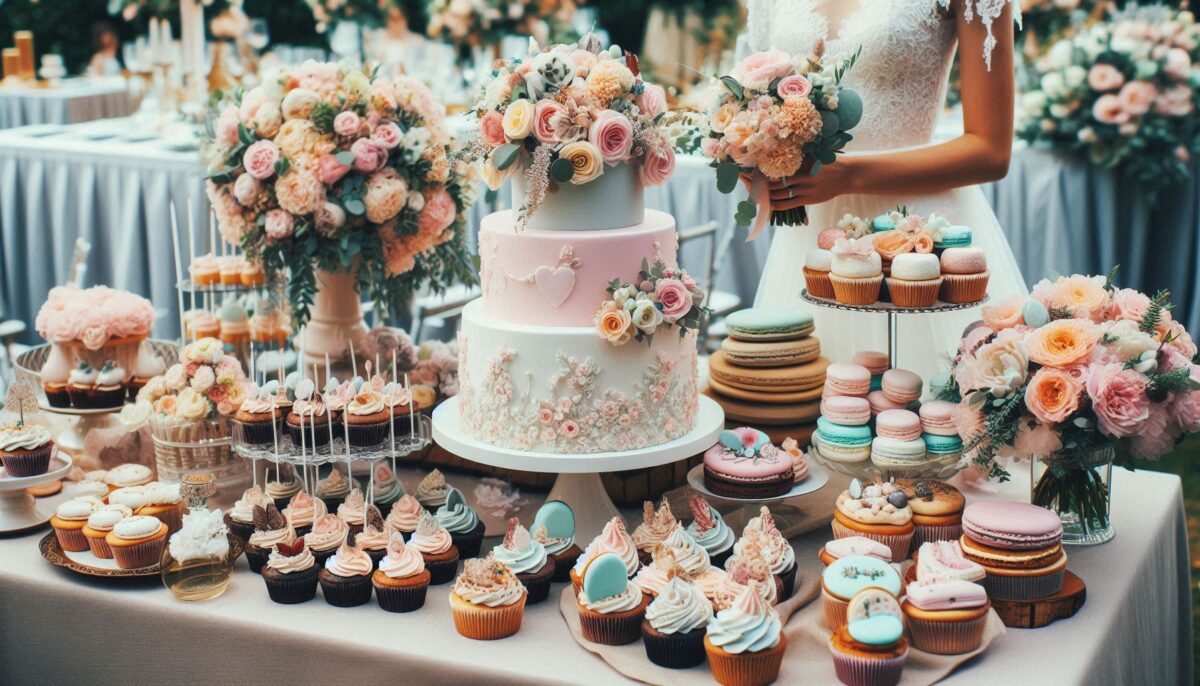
[[594, 258, 708, 346]]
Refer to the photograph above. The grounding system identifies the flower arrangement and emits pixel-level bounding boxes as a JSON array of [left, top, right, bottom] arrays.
[[426, 0, 582, 57], [203, 60, 477, 326], [700, 44, 862, 236], [303, 0, 395, 33], [470, 34, 675, 226], [35, 286, 155, 349], [410, 339, 461, 397], [131, 337, 252, 424], [593, 258, 708, 346], [1016, 5, 1200, 197], [660, 110, 706, 156], [1018, 0, 1091, 56]]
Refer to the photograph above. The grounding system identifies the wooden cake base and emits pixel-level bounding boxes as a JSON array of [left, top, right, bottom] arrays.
[[991, 571, 1086, 629]]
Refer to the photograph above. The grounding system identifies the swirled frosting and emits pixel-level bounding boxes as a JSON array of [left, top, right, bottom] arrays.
[[631, 500, 677, 554], [534, 524, 573, 556], [379, 532, 425, 578], [386, 495, 423, 533], [96, 362, 125, 387], [113, 515, 164, 540], [579, 579, 644, 614], [248, 524, 295, 549], [337, 488, 368, 525], [435, 495, 480, 535], [284, 491, 327, 529], [371, 465, 405, 502], [69, 364, 98, 386], [0, 424, 52, 452], [265, 477, 301, 502], [687, 499, 735, 558], [108, 486, 149, 511], [347, 390, 385, 416], [693, 566, 732, 607], [572, 516, 639, 578], [291, 397, 327, 418], [646, 576, 713, 634], [409, 512, 453, 555], [634, 549, 686, 596], [316, 469, 352, 498], [453, 555, 526, 607], [415, 469, 451, 509], [267, 544, 315, 574], [306, 514, 349, 552], [705, 581, 782, 654], [492, 519, 548, 575], [734, 509, 795, 576], [725, 553, 779, 606], [661, 526, 710, 578], [238, 397, 277, 415], [230, 485, 270, 523], [355, 524, 389, 551], [324, 544, 373, 577]]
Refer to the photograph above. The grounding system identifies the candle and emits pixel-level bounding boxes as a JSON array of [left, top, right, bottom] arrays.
[[3, 48, 19, 82], [14, 31, 34, 80]]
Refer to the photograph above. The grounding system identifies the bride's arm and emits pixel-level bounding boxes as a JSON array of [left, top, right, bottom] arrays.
[[769, 0, 1015, 209]]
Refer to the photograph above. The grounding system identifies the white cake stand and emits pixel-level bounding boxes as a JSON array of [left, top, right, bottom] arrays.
[[0, 452, 73, 533], [433, 395, 726, 541], [686, 459, 832, 536]]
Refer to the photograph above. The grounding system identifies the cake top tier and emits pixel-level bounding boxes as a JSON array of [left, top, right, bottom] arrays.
[[512, 162, 645, 231]]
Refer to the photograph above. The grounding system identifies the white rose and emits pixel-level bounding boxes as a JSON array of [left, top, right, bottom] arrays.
[[164, 364, 187, 391], [1049, 103, 1074, 118], [1065, 65, 1087, 88], [631, 300, 664, 335], [407, 191, 425, 211], [281, 88, 320, 121], [1048, 41, 1074, 69], [119, 401, 153, 431], [1040, 72, 1065, 98], [176, 388, 211, 422]]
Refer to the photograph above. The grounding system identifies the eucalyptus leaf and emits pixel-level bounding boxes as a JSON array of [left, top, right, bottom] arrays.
[[550, 157, 575, 183], [716, 162, 740, 194], [344, 198, 366, 216], [334, 150, 356, 166], [819, 110, 840, 136], [493, 142, 521, 171], [737, 200, 757, 217], [836, 89, 864, 130], [719, 75, 744, 101]]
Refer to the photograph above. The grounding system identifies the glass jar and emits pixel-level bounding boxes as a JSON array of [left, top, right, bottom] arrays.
[[160, 543, 235, 602], [1030, 445, 1117, 546]]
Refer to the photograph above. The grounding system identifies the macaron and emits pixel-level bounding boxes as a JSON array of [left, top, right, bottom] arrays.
[[961, 501, 1063, 550], [824, 362, 871, 397], [708, 351, 828, 394], [707, 389, 822, 426], [707, 376, 823, 404], [813, 417, 872, 463], [919, 400, 958, 436], [934, 225, 973, 250], [867, 390, 908, 416], [851, 351, 889, 376], [875, 409, 921, 441], [720, 336, 821, 368], [922, 433, 963, 456], [871, 436, 928, 468], [820, 396, 871, 426], [725, 308, 815, 342], [881, 369, 922, 404]]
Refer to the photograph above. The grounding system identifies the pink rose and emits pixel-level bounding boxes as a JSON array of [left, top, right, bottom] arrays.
[[264, 209, 295, 240], [418, 188, 457, 237], [333, 111, 362, 138], [371, 122, 403, 150], [636, 83, 667, 118], [638, 141, 675, 186], [730, 50, 794, 90], [1156, 85, 1194, 116], [1129, 403, 1175, 459], [351, 138, 387, 174], [1109, 287, 1151, 322], [775, 74, 812, 99], [588, 111, 633, 164], [1012, 420, 1063, 459], [80, 322, 109, 350], [318, 153, 351, 185], [216, 105, 240, 146], [1118, 81, 1157, 116], [655, 278, 694, 323], [242, 140, 280, 180], [480, 110, 506, 147], [533, 100, 565, 145], [1087, 63, 1125, 92], [315, 202, 346, 236], [232, 173, 263, 206], [1092, 94, 1130, 125], [1086, 362, 1150, 438]]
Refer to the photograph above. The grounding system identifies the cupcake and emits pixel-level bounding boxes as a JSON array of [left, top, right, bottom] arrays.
[[265, 472, 303, 512], [939, 247, 989, 303], [915, 540, 985, 582], [642, 575, 713, 669], [92, 361, 127, 408], [902, 576, 990, 654], [104, 463, 153, 491], [386, 494, 424, 539], [41, 348, 71, 407], [66, 361, 98, 408], [370, 463, 405, 510], [631, 499, 677, 566], [492, 517, 554, 604], [138, 482, 184, 535], [343, 389, 390, 447], [820, 555, 902, 632], [0, 422, 54, 477], [106, 515, 169, 569], [819, 536, 893, 567], [959, 501, 1066, 600], [450, 554, 527, 640], [693, 565, 736, 610], [306, 513, 350, 567], [687, 496, 735, 569], [804, 248, 835, 298], [233, 391, 283, 446], [245, 503, 296, 574], [218, 255, 244, 286], [569, 516, 640, 592], [262, 537, 321, 604], [415, 468, 451, 511], [831, 479, 914, 561], [735, 507, 796, 600], [435, 486, 486, 559], [723, 546, 780, 606], [373, 532, 431, 612], [315, 468, 353, 512], [241, 259, 266, 287], [218, 299, 250, 352], [50, 497, 99, 552], [633, 547, 685, 598], [188, 254, 219, 285], [355, 522, 391, 567], [577, 552, 651, 646], [337, 488, 371, 536], [282, 490, 326, 537], [659, 524, 711, 579], [225, 485, 270, 542], [704, 581, 787, 686], [897, 479, 965, 548], [107, 486, 149, 512], [286, 395, 335, 449], [829, 237, 883, 305], [531, 499, 581, 582], [886, 253, 942, 308], [408, 511, 460, 584], [319, 543, 375, 607], [829, 588, 908, 686], [64, 478, 110, 502]]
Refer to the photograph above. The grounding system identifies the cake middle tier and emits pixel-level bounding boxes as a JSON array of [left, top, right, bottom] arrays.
[[478, 209, 679, 327], [457, 300, 699, 454]]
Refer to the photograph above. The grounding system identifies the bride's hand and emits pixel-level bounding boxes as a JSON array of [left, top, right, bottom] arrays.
[[767, 159, 856, 210]]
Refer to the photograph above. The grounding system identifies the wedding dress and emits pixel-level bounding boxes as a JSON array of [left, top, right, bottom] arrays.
[[747, 0, 1027, 381]]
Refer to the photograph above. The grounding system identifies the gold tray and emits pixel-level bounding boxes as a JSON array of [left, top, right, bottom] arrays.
[[40, 531, 244, 579]]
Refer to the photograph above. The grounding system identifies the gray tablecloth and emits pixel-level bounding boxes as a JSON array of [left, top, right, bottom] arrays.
[[0, 79, 133, 129], [0, 466, 1188, 684]]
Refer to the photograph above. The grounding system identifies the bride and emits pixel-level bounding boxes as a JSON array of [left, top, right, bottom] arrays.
[[748, 0, 1026, 380]]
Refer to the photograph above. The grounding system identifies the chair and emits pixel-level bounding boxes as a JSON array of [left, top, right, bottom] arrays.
[[677, 221, 741, 351], [411, 284, 481, 343]]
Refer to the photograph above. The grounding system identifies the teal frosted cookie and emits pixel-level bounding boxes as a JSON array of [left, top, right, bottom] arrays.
[[822, 555, 902, 601], [872, 214, 897, 232], [846, 588, 905, 645], [725, 308, 815, 342], [934, 225, 972, 249]]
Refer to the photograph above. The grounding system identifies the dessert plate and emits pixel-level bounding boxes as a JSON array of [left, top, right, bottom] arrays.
[[686, 459, 829, 503], [40, 531, 244, 579]]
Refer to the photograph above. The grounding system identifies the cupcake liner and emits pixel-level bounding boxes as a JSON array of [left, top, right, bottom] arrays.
[[777, 564, 798, 601], [86, 533, 114, 559], [886, 277, 942, 308], [111, 535, 167, 569], [450, 520, 486, 560], [829, 641, 907, 686], [552, 546, 583, 583], [831, 519, 913, 562], [424, 554, 460, 585], [222, 514, 256, 543], [365, 547, 387, 569], [822, 588, 850, 631], [263, 566, 320, 604], [831, 275, 883, 306], [450, 592, 526, 640], [578, 603, 648, 646], [54, 526, 89, 552], [374, 577, 431, 613], [939, 272, 990, 304], [641, 622, 707, 669], [1, 445, 52, 477], [310, 546, 338, 569], [287, 422, 329, 448], [705, 634, 787, 686], [905, 611, 988, 655], [44, 387, 71, 408], [983, 568, 1065, 600], [804, 268, 835, 299], [518, 562, 555, 605], [347, 420, 389, 448], [91, 387, 126, 409], [234, 418, 281, 445], [244, 545, 271, 574], [319, 571, 373, 607], [913, 522, 963, 549]]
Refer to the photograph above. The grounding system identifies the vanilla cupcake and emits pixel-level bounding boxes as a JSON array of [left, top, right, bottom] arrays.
[[887, 253, 943, 308], [50, 497, 99, 551], [415, 469, 451, 510], [106, 515, 169, 569], [803, 248, 835, 298], [104, 463, 153, 491], [631, 499, 677, 566], [386, 494, 424, 539], [829, 237, 883, 305], [83, 504, 133, 558]]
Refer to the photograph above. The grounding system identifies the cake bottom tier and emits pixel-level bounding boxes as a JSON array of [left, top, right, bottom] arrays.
[[457, 300, 699, 454]]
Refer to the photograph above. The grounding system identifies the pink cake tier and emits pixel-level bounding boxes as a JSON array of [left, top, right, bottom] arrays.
[[477, 209, 679, 327]]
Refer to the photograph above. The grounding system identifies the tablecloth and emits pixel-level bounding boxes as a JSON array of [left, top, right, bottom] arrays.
[[0, 79, 133, 129], [0, 467, 1188, 685]]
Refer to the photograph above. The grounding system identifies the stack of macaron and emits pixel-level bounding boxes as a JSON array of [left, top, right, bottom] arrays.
[[811, 362, 874, 469], [958, 501, 1067, 600], [706, 308, 827, 443], [917, 401, 964, 469]]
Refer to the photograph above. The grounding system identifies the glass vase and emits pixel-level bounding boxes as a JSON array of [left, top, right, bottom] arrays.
[[1030, 445, 1117, 546], [160, 546, 234, 602]]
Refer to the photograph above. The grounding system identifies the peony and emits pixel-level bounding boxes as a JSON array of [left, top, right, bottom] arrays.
[[1117, 81, 1157, 115], [1093, 94, 1131, 125], [981, 296, 1025, 330], [275, 161, 325, 215], [190, 365, 216, 392], [264, 209, 295, 240], [730, 50, 794, 91], [1012, 420, 1064, 459], [1031, 275, 1110, 322], [333, 110, 363, 137], [1156, 85, 1194, 116], [351, 138, 387, 174], [595, 301, 632, 345], [533, 99, 566, 146], [639, 140, 676, 186], [371, 122, 404, 150], [1103, 319, 1160, 361], [655, 279, 694, 323], [1087, 63, 1126, 91], [216, 105, 239, 146], [249, 103, 282, 139], [317, 153, 351, 185], [378, 223, 416, 276], [963, 329, 1029, 396], [274, 119, 332, 158], [281, 88, 319, 121], [631, 299, 664, 335], [232, 174, 264, 206], [1128, 403, 1174, 459], [480, 110, 507, 147], [1025, 367, 1083, 424], [1163, 320, 1199, 359], [418, 188, 457, 237], [636, 83, 668, 118], [1086, 362, 1150, 438], [1026, 319, 1100, 368], [588, 111, 634, 165], [1109, 287, 1151, 322], [314, 202, 345, 236], [776, 74, 812, 98], [153, 395, 178, 416], [363, 168, 408, 224], [502, 99, 535, 140], [242, 140, 280, 180], [1171, 384, 1200, 433], [558, 141, 604, 184], [237, 87, 266, 124]]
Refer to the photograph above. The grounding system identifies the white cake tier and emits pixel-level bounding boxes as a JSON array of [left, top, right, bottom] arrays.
[[456, 300, 699, 454], [478, 209, 678, 328], [511, 161, 645, 230]]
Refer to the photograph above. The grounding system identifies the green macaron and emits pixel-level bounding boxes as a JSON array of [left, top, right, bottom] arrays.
[[725, 308, 815, 342], [922, 433, 964, 454], [934, 225, 973, 249]]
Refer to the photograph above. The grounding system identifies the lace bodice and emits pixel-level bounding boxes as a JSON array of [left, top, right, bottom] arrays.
[[745, 0, 1016, 152]]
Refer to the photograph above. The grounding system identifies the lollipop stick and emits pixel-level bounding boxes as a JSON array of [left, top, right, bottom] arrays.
[[405, 373, 414, 438], [169, 199, 186, 346]]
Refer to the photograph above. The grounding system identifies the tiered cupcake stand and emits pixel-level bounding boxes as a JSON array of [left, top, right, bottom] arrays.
[[0, 452, 73, 532]]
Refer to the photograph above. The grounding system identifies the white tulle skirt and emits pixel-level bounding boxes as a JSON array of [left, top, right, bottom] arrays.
[[754, 183, 1028, 382]]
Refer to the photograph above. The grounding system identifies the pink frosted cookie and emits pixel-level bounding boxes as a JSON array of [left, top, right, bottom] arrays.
[[905, 577, 987, 611], [819, 535, 893, 566], [961, 501, 1063, 550], [703, 428, 793, 499], [820, 396, 871, 426], [824, 363, 871, 397], [875, 409, 921, 442], [919, 401, 958, 436]]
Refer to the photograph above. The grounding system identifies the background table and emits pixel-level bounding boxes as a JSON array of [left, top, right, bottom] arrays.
[[0, 467, 1188, 685], [0, 79, 133, 129]]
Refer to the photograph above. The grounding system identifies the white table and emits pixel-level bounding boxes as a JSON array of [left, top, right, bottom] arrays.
[[0, 79, 133, 129]]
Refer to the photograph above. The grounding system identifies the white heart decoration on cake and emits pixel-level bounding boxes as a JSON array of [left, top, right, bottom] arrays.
[[533, 266, 576, 307]]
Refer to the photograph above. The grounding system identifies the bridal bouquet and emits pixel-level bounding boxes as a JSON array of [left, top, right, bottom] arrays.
[[700, 45, 862, 237], [1016, 6, 1200, 196], [203, 60, 477, 326], [471, 34, 674, 225]]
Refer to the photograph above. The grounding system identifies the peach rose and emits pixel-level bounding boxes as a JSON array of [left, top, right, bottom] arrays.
[[242, 140, 280, 180], [776, 74, 812, 98], [1054, 274, 1110, 322], [981, 296, 1025, 330], [418, 188, 457, 237], [1026, 319, 1100, 368], [363, 168, 408, 224], [594, 301, 632, 345], [558, 141, 603, 184], [872, 230, 913, 260], [1118, 81, 1157, 116], [1024, 367, 1083, 424], [710, 103, 738, 134], [1087, 63, 1125, 91], [154, 395, 178, 416], [275, 162, 325, 216], [479, 110, 506, 147]]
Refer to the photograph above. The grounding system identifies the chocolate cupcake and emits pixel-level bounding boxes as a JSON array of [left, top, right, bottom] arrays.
[[224, 485, 271, 543], [261, 538, 320, 604], [641, 576, 713, 669], [493, 518, 555, 604], [245, 503, 295, 574], [286, 396, 336, 448], [435, 487, 485, 559], [631, 499, 678, 568], [0, 423, 54, 477], [531, 500, 580, 583], [92, 361, 127, 409], [233, 393, 284, 446], [352, 507, 390, 567], [318, 544, 374, 607], [66, 362, 99, 409], [305, 513, 350, 567], [315, 468, 355, 513], [577, 553, 650, 646], [343, 390, 390, 447], [408, 511, 460, 585], [282, 490, 326, 538]]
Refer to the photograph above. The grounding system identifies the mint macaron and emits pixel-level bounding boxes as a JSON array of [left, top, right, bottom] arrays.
[[934, 225, 973, 249], [725, 308, 815, 342], [923, 433, 963, 454]]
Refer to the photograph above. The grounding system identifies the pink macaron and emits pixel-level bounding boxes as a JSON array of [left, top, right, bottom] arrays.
[[851, 351, 889, 376], [919, 400, 958, 436], [882, 368, 922, 404], [867, 390, 907, 415], [824, 363, 871, 397], [875, 409, 922, 442], [941, 247, 988, 275], [820, 396, 871, 426], [961, 501, 1063, 550]]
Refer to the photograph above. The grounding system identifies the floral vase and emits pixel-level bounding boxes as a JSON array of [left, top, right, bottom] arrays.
[[303, 269, 368, 383], [1030, 445, 1117, 546]]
